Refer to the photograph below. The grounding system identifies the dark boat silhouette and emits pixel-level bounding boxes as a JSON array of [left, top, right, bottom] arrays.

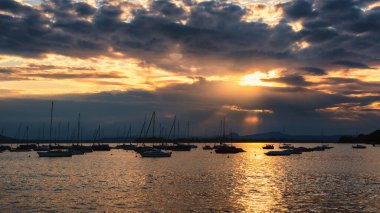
[[139, 148, 172, 158], [92, 144, 111, 151], [262, 144, 274, 149], [214, 118, 245, 154], [265, 150, 292, 156], [214, 143, 245, 154], [202, 145, 213, 150], [352, 144, 366, 149], [33, 145, 49, 151], [38, 150, 72, 157]]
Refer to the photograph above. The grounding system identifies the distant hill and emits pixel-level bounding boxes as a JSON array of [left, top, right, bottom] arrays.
[[0, 134, 14, 143], [339, 130, 380, 144], [238, 131, 342, 142]]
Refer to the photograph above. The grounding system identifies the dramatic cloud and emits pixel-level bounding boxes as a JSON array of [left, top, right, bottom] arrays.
[[0, 0, 380, 135]]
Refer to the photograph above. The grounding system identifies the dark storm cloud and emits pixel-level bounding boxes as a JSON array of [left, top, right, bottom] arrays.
[[299, 67, 326, 75], [1, 0, 379, 75], [264, 75, 312, 87], [334, 60, 372, 69], [284, 0, 380, 71], [74, 2, 96, 17], [282, 0, 316, 20], [320, 77, 380, 96], [150, 0, 185, 20]]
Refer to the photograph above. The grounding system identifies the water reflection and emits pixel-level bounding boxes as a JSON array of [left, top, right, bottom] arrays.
[[0, 143, 380, 212]]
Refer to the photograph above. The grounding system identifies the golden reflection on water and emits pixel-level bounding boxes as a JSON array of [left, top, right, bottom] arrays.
[[0, 143, 380, 212]]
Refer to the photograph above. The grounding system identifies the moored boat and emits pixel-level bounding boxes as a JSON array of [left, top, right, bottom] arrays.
[[92, 144, 111, 151], [70, 144, 93, 153], [9, 147, 31, 152], [140, 148, 172, 158], [262, 144, 274, 149], [352, 144, 366, 149], [169, 144, 192, 151], [265, 150, 292, 156], [321, 144, 334, 149], [214, 144, 245, 154], [33, 145, 49, 151], [37, 150, 72, 157], [279, 143, 294, 149], [202, 145, 213, 150]]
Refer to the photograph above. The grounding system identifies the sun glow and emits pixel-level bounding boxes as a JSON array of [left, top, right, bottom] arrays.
[[240, 70, 281, 87]]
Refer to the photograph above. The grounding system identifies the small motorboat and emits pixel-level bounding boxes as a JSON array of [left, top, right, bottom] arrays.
[[265, 150, 292, 156], [37, 150, 73, 157], [262, 144, 274, 149], [140, 149, 172, 158], [352, 144, 366, 149]]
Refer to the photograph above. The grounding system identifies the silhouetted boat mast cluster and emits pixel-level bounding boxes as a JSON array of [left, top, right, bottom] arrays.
[[0, 102, 246, 157]]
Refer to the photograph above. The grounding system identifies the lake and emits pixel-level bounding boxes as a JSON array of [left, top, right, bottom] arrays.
[[0, 143, 379, 212]]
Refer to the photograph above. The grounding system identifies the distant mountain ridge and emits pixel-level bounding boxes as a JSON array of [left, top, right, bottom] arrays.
[[0, 134, 13, 142], [238, 131, 342, 142], [339, 130, 380, 144]]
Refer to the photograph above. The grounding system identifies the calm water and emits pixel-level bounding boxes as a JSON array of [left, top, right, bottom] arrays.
[[1, 143, 380, 212]]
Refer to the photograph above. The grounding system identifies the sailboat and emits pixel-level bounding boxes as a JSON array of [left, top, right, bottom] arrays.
[[167, 117, 191, 151], [214, 118, 245, 154], [137, 112, 172, 157], [38, 101, 73, 157], [116, 124, 136, 150], [10, 124, 32, 152], [91, 124, 111, 151]]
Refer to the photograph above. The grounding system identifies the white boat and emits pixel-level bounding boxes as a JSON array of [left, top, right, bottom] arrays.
[[140, 149, 172, 158], [265, 150, 292, 156], [37, 150, 72, 157]]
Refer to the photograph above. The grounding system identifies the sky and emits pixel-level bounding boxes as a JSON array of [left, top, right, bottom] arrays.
[[0, 0, 380, 138]]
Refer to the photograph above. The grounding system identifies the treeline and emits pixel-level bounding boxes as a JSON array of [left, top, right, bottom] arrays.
[[339, 130, 380, 144]]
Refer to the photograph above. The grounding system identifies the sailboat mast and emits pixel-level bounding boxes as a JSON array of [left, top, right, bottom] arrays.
[[49, 101, 54, 143], [223, 117, 226, 143], [153, 111, 155, 138], [187, 121, 190, 138], [77, 113, 81, 144], [66, 121, 70, 142]]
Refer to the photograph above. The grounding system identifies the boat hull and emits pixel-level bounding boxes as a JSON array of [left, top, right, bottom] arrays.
[[37, 151, 72, 157], [140, 152, 172, 158], [265, 150, 292, 156]]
